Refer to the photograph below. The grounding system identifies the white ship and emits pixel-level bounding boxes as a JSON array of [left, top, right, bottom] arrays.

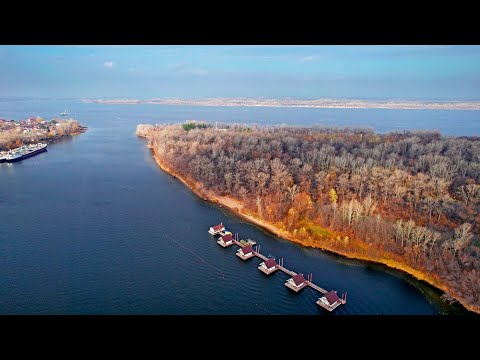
[[5, 143, 48, 162], [0, 150, 7, 163]]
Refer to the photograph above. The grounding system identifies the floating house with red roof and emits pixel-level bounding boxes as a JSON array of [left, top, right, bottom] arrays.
[[258, 258, 278, 275], [316, 291, 346, 312], [217, 234, 235, 247], [209, 223, 225, 235], [285, 273, 308, 292], [236, 245, 254, 260]]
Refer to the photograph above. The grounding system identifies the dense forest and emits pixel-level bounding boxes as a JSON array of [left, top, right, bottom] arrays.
[[137, 122, 480, 312]]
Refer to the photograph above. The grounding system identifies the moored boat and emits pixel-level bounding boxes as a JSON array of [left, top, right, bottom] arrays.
[[6, 143, 47, 163], [0, 150, 7, 163]]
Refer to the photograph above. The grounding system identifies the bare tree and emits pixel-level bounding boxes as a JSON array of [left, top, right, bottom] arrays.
[[456, 184, 480, 206], [256, 196, 263, 217], [314, 171, 327, 198], [224, 172, 233, 194], [337, 174, 350, 198], [362, 195, 377, 216], [238, 186, 248, 200], [452, 223, 473, 257], [287, 184, 299, 204], [256, 171, 270, 195]]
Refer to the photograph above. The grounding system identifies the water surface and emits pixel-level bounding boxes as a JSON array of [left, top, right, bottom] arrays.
[[0, 100, 475, 314]]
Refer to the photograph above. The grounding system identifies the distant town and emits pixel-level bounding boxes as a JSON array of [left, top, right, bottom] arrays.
[[83, 97, 480, 111], [0, 116, 86, 151]]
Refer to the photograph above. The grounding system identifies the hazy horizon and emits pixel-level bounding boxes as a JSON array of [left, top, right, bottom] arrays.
[[2, 96, 480, 102], [1, 45, 479, 100]]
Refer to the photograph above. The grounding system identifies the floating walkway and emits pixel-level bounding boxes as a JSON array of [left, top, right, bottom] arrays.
[[210, 225, 347, 312]]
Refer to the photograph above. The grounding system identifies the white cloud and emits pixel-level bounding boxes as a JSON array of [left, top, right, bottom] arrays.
[[299, 55, 315, 63], [104, 60, 114, 69]]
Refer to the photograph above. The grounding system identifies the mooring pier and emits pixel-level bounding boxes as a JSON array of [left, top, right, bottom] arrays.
[[210, 224, 347, 312]]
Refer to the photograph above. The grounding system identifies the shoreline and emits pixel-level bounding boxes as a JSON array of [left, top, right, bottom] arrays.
[[0, 130, 87, 152], [146, 143, 478, 315], [85, 98, 480, 111]]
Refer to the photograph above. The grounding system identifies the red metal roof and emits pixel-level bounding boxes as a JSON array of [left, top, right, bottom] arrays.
[[212, 224, 224, 231], [292, 273, 305, 286], [324, 291, 340, 305], [241, 246, 253, 255], [221, 234, 234, 243], [264, 258, 277, 269]]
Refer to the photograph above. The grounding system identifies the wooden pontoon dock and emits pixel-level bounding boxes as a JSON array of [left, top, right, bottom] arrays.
[[209, 223, 347, 312]]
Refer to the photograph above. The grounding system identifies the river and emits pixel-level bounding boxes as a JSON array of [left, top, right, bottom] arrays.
[[0, 100, 476, 314]]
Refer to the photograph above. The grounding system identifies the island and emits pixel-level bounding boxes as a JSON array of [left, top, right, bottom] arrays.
[[85, 97, 480, 111], [137, 121, 480, 314], [0, 116, 87, 152]]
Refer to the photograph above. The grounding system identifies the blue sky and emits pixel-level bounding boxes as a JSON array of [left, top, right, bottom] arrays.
[[0, 45, 479, 99]]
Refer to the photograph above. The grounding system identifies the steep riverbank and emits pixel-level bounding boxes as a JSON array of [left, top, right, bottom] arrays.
[[144, 142, 478, 315]]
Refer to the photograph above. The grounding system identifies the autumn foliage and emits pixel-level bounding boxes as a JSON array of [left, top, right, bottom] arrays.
[[137, 123, 480, 313], [0, 118, 83, 151]]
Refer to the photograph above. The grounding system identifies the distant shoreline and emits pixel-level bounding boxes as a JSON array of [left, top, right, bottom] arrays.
[[83, 97, 480, 111]]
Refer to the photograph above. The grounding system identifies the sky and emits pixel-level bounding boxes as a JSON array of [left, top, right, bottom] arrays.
[[0, 45, 479, 100]]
